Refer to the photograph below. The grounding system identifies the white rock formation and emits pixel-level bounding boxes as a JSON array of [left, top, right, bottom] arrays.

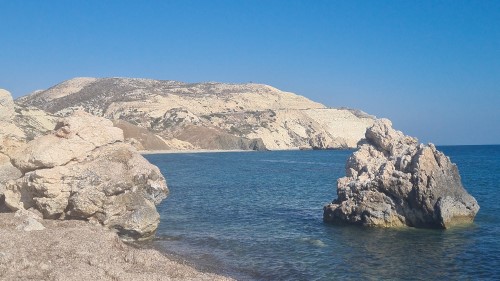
[[1, 91, 169, 239], [324, 119, 479, 228]]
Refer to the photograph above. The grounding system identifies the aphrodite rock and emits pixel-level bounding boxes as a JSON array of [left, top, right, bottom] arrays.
[[2, 111, 168, 240], [324, 119, 479, 229]]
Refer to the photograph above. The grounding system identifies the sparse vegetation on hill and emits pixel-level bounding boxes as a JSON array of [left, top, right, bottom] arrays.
[[18, 77, 376, 151]]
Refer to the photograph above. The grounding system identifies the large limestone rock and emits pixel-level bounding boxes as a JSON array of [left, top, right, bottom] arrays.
[[323, 119, 479, 229], [2, 111, 168, 240]]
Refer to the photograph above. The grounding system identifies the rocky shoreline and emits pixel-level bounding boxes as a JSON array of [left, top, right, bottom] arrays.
[[1, 85, 480, 280], [0, 211, 233, 281], [0, 89, 232, 280]]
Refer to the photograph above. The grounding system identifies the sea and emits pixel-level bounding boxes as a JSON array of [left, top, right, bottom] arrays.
[[144, 145, 500, 280]]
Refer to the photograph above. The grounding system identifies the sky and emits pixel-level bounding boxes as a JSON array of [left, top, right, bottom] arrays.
[[0, 0, 498, 145]]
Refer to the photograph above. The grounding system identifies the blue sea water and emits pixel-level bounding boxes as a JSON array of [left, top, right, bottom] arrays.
[[144, 145, 500, 280]]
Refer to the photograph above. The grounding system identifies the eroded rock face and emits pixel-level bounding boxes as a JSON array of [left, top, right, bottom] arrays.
[[324, 119, 479, 229], [1, 108, 168, 240]]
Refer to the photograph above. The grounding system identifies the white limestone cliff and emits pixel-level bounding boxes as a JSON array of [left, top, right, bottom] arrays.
[[18, 77, 375, 151]]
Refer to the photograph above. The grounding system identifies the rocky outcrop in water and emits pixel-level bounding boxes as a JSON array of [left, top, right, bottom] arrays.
[[323, 119, 479, 228], [0, 90, 168, 239], [17, 77, 375, 151]]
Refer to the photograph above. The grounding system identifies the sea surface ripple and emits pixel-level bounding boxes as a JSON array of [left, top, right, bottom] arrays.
[[145, 145, 500, 280]]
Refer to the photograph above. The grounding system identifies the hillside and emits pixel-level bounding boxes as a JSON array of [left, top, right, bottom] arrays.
[[17, 77, 376, 151]]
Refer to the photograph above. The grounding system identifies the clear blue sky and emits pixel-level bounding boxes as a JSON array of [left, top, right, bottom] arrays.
[[1, 0, 498, 145]]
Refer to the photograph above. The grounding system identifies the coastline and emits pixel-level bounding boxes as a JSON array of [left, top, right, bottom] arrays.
[[139, 149, 254, 155], [139, 147, 303, 155], [138, 146, 365, 155]]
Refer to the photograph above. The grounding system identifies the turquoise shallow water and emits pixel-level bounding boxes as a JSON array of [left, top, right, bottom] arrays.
[[145, 145, 500, 280]]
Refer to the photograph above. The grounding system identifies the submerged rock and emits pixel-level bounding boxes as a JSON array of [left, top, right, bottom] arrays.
[[1, 104, 168, 240], [323, 119, 479, 229]]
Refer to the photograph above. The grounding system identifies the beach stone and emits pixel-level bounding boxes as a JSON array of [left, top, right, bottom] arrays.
[[324, 118, 479, 228], [3, 111, 168, 240], [15, 216, 45, 231], [14, 209, 45, 231]]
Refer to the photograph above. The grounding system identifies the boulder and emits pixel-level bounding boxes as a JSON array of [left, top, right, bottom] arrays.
[[324, 119, 479, 229], [2, 111, 168, 240]]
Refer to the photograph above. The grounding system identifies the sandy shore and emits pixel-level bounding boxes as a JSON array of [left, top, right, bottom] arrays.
[[0, 212, 233, 281]]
